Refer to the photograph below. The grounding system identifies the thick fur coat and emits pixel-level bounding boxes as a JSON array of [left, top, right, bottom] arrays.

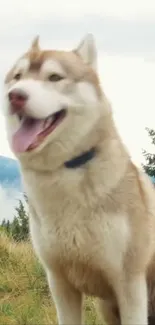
[[3, 34, 155, 325]]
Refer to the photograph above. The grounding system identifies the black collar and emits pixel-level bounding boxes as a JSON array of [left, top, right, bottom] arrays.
[[64, 147, 96, 169]]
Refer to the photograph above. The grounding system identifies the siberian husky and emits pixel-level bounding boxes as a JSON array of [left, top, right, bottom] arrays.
[[3, 34, 155, 325]]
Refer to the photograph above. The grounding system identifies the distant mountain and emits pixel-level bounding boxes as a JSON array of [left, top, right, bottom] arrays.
[[0, 155, 22, 191]]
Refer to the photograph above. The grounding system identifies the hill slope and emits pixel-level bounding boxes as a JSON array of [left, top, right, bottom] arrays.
[[0, 233, 99, 325]]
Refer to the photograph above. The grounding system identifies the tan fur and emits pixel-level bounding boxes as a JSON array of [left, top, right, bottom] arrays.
[[3, 34, 155, 325]]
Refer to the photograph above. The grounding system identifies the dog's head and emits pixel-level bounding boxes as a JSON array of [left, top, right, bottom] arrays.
[[3, 34, 108, 169]]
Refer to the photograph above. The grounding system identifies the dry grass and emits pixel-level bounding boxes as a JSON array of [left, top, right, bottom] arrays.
[[0, 233, 101, 325]]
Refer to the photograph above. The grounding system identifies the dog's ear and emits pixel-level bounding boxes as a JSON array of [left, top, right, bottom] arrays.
[[30, 35, 40, 51], [74, 33, 97, 70]]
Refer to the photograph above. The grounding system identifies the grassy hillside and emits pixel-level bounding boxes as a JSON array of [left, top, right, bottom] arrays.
[[0, 233, 101, 325]]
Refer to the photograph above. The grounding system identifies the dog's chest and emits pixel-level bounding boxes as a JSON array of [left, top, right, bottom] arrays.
[[25, 167, 130, 296], [30, 194, 100, 268], [26, 168, 98, 255], [30, 202, 115, 298]]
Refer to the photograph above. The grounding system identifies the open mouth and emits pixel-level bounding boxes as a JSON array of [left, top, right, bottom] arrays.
[[12, 109, 66, 153]]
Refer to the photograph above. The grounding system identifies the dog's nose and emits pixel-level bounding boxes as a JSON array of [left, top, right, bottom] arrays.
[[8, 89, 28, 113]]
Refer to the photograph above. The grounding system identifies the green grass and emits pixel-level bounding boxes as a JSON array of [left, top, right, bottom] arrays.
[[0, 233, 101, 325]]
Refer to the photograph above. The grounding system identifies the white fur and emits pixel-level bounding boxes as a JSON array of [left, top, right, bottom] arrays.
[[41, 59, 66, 78], [3, 34, 155, 325], [76, 82, 99, 104], [4, 70, 100, 153], [116, 275, 148, 325], [75, 33, 97, 70], [8, 78, 72, 119], [14, 58, 30, 75], [101, 215, 130, 273], [47, 270, 82, 325]]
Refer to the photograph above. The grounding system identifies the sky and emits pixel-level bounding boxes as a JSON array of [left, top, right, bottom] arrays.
[[0, 0, 155, 164], [0, 0, 155, 220], [0, 185, 25, 222]]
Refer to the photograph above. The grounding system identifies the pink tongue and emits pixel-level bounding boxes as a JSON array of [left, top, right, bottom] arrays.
[[12, 117, 45, 153]]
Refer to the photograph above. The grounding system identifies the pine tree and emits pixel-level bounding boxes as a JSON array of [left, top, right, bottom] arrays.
[[6, 220, 11, 233], [11, 216, 21, 241], [1, 219, 6, 228], [142, 127, 155, 178], [12, 199, 29, 241], [0, 218, 10, 235], [0, 195, 29, 241]]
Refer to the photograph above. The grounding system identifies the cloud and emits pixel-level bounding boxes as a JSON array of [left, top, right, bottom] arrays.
[[0, 0, 155, 166], [0, 0, 154, 222], [98, 53, 155, 166], [0, 185, 26, 222], [1, 15, 155, 60], [0, 0, 155, 24]]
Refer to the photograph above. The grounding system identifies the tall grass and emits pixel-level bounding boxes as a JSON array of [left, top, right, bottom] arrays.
[[0, 233, 101, 325]]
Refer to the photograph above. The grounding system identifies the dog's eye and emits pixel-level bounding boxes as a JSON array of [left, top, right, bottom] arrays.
[[48, 74, 64, 82], [14, 73, 22, 81]]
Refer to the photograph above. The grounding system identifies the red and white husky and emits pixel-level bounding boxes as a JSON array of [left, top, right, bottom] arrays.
[[3, 34, 155, 325]]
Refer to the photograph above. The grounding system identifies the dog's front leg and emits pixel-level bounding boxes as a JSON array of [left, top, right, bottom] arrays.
[[47, 270, 82, 325], [97, 298, 121, 325], [116, 273, 148, 325]]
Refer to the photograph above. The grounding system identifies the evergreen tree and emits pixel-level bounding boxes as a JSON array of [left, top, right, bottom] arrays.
[[0, 196, 29, 241], [6, 220, 11, 233], [0, 219, 10, 235], [12, 199, 29, 241], [1, 219, 6, 228], [142, 127, 155, 178]]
